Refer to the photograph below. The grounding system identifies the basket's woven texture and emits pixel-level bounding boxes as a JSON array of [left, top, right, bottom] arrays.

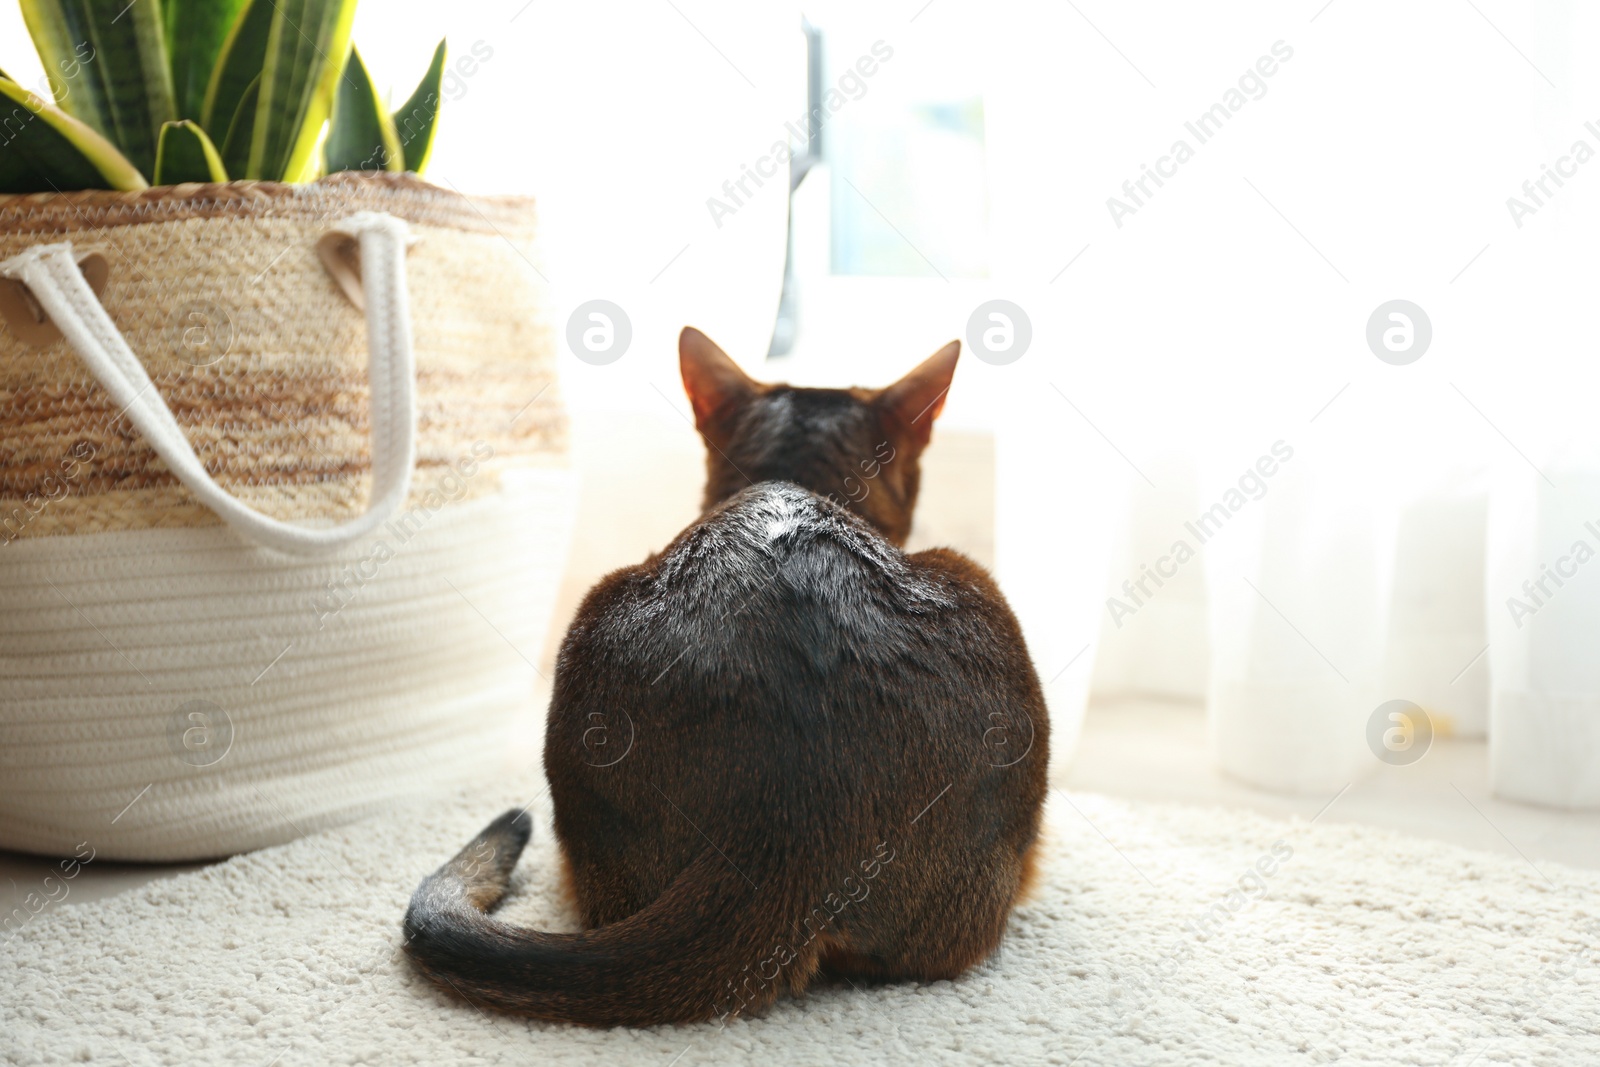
[[0, 173, 567, 541], [0, 175, 575, 860], [0, 470, 574, 860]]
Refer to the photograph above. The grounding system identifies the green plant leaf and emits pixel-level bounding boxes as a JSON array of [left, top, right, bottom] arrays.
[[200, 0, 271, 137], [391, 38, 445, 175], [165, 0, 249, 121], [324, 45, 402, 175], [0, 76, 148, 193], [153, 119, 228, 184], [251, 0, 358, 181], [218, 73, 261, 180], [20, 0, 177, 181]]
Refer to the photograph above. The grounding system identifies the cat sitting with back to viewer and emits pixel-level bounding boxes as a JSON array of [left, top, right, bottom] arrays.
[[404, 327, 1049, 1027]]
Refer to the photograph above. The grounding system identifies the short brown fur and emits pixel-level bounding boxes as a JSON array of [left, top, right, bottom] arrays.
[[404, 328, 1049, 1027]]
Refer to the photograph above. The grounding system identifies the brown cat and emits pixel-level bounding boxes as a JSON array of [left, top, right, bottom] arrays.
[[404, 327, 1049, 1027]]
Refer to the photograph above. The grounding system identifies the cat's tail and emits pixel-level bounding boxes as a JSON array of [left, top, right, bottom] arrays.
[[403, 808, 815, 1027]]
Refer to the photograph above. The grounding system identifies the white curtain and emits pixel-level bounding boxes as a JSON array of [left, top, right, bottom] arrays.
[[978, 0, 1600, 807]]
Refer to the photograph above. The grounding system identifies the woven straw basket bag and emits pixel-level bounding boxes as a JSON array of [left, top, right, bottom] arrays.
[[0, 173, 575, 861]]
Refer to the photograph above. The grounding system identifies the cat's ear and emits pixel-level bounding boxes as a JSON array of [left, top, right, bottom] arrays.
[[680, 327, 758, 443], [879, 340, 959, 450]]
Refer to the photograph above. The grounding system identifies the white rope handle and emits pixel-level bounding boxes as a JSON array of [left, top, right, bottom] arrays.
[[0, 212, 417, 556]]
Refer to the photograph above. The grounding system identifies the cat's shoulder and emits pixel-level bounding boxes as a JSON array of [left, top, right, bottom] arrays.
[[672, 481, 894, 566], [709, 480, 870, 541], [907, 546, 1001, 591]]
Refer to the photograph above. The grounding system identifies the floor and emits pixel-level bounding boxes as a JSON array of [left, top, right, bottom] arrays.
[[1061, 696, 1600, 872], [5, 412, 1598, 916]]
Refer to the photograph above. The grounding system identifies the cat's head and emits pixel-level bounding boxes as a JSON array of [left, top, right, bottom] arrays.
[[678, 326, 959, 546]]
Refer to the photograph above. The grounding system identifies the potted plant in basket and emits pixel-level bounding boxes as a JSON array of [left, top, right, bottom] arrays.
[[0, 0, 575, 864]]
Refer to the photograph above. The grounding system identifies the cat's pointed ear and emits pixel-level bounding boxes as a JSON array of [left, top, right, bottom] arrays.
[[879, 340, 959, 450], [680, 327, 758, 442]]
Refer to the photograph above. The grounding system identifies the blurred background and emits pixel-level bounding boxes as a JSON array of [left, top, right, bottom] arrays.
[[7, 0, 1597, 867]]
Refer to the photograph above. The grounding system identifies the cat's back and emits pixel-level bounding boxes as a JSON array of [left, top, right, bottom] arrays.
[[660, 480, 926, 600], [558, 481, 967, 684]]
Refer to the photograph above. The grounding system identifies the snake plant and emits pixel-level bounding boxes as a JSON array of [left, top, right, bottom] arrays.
[[0, 0, 446, 193]]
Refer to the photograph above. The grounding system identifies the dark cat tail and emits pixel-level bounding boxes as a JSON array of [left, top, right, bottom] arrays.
[[403, 809, 803, 1027]]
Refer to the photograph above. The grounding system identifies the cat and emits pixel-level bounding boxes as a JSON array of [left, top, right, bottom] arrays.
[[404, 327, 1049, 1027]]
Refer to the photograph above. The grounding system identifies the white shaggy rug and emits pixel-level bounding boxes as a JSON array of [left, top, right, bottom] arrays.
[[5, 780, 1599, 1066]]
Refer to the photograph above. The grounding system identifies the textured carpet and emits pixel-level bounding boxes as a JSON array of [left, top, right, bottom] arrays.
[[4, 779, 1598, 1066]]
